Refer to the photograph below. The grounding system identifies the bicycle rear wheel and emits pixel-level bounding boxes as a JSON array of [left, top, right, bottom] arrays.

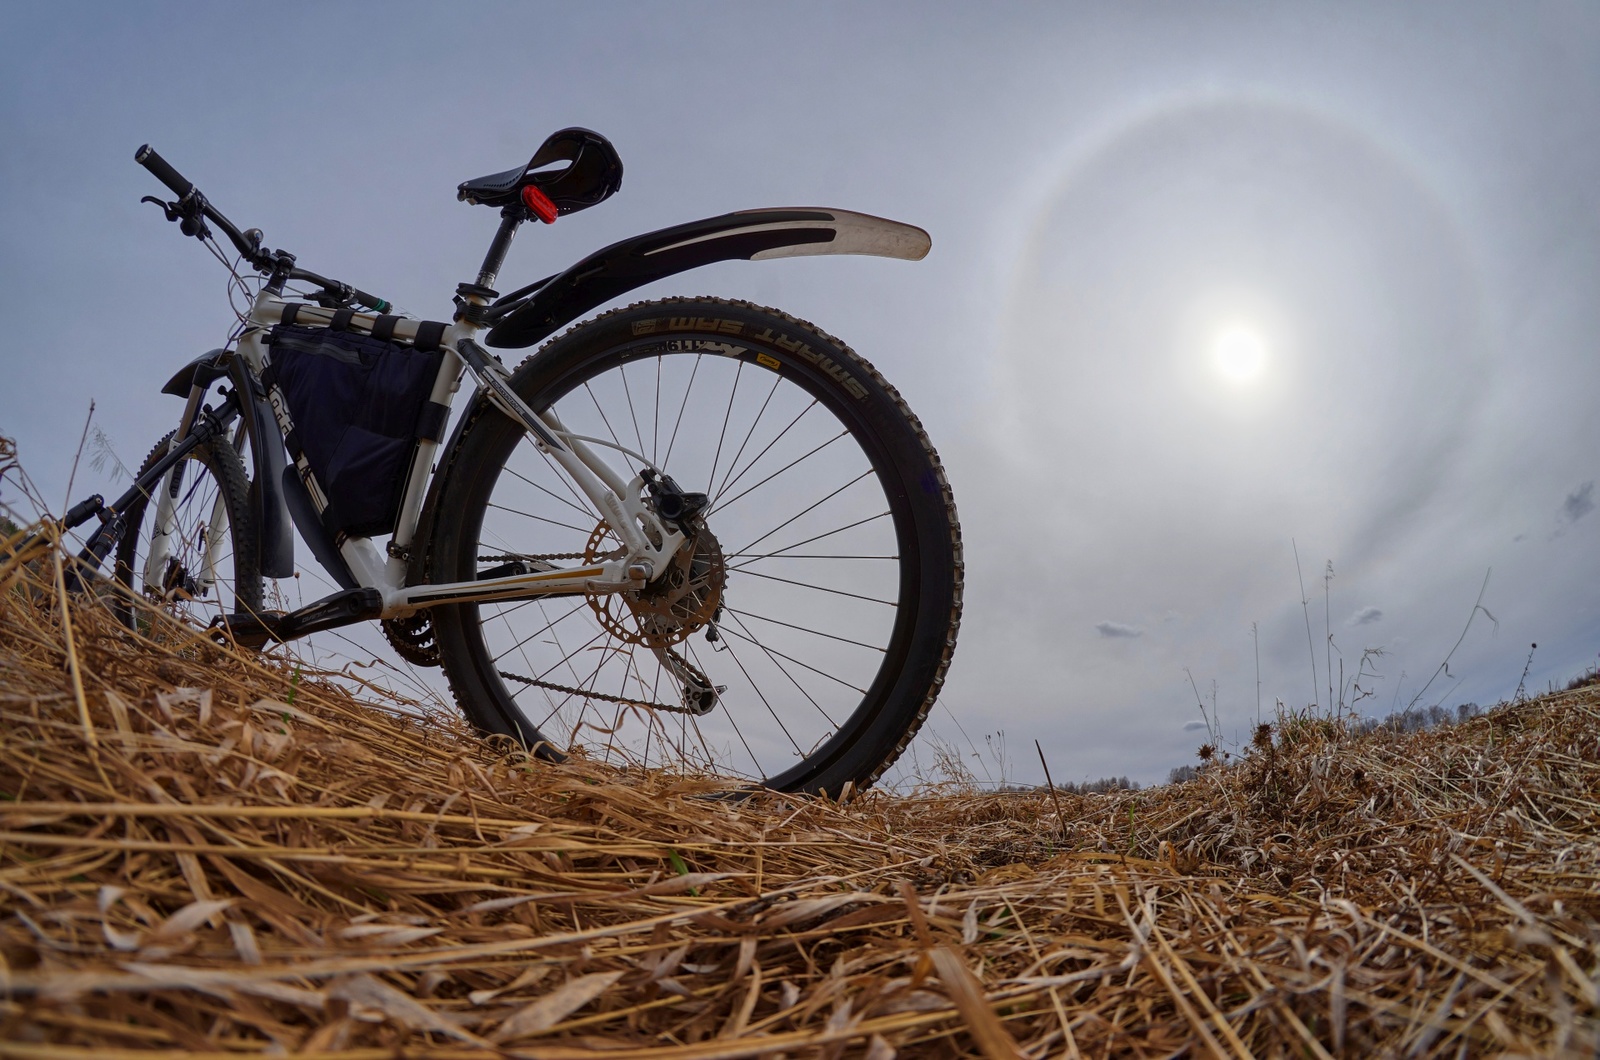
[[427, 298, 962, 794], [113, 431, 262, 634]]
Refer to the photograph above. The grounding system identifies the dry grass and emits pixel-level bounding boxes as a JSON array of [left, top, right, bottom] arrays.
[[3, 511, 1599, 1056]]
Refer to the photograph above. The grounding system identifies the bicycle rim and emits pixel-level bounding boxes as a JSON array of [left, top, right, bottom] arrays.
[[436, 307, 944, 789]]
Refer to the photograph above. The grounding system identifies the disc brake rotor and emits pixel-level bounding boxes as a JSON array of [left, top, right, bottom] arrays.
[[583, 521, 726, 648]]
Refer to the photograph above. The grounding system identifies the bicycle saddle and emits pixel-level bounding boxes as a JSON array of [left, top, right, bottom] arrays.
[[457, 128, 624, 215]]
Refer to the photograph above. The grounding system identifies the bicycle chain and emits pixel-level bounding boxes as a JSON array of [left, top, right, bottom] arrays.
[[478, 551, 606, 563], [496, 644, 711, 715], [478, 550, 710, 715]]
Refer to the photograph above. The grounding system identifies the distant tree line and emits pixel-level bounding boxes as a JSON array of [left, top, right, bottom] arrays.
[[1163, 701, 1489, 785], [1048, 775, 1141, 795], [1355, 701, 1483, 734]]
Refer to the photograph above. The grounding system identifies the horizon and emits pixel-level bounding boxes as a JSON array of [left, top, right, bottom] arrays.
[[2, 2, 1597, 787]]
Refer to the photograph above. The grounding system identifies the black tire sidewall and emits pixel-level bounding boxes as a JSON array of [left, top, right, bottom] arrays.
[[430, 299, 959, 793]]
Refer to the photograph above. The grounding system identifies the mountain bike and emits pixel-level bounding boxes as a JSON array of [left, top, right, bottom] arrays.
[[58, 129, 963, 795]]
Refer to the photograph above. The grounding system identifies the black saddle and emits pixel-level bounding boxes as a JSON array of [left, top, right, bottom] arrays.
[[457, 128, 623, 216]]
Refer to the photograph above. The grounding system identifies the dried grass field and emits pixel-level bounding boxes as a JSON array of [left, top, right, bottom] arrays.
[[3, 512, 1599, 1057]]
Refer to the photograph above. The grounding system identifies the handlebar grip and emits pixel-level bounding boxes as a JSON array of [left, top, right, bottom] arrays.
[[351, 288, 391, 313], [134, 144, 194, 199]]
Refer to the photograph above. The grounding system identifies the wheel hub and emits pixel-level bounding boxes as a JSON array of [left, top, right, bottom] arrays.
[[585, 521, 726, 648], [158, 557, 202, 602]]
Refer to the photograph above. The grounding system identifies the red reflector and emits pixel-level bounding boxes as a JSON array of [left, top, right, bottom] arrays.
[[522, 185, 559, 224]]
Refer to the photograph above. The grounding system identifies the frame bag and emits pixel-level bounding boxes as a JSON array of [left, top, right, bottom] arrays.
[[263, 321, 445, 538]]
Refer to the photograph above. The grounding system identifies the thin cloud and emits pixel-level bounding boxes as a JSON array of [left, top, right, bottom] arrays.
[[1564, 481, 1595, 524], [1095, 621, 1142, 639], [1182, 719, 1209, 732], [1349, 606, 1383, 626]]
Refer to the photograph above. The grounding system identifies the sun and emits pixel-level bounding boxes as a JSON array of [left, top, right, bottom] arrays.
[[1212, 325, 1267, 382]]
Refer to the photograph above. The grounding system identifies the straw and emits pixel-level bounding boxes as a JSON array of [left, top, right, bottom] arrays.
[[2, 472, 1598, 1054]]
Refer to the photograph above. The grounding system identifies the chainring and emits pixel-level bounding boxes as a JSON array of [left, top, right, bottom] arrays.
[[382, 611, 441, 667]]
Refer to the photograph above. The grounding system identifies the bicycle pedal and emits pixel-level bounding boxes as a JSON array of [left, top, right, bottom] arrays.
[[210, 610, 283, 650]]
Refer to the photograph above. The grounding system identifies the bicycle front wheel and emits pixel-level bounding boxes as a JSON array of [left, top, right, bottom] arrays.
[[428, 298, 962, 794], [113, 431, 262, 634]]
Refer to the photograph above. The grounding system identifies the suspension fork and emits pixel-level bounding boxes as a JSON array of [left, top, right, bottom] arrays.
[[175, 403, 248, 596], [142, 382, 213, 590], [64, 389, 239, 589]]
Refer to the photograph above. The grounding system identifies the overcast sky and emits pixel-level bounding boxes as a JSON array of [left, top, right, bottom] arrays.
[[3, 2, 1597, 787]]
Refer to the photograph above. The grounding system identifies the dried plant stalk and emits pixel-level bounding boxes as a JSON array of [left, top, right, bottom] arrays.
[[2, 497, 1598, 1056]]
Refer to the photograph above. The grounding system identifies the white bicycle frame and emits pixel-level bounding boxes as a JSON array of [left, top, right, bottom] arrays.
[[218, 290, 686, 620], [135, 197, 929, 629]]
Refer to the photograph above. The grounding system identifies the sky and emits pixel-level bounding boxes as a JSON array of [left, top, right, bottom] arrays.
[[2, 2, 1597, 788]]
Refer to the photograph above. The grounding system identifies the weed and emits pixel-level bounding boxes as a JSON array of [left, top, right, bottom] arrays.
[[1406, 568, 1496, 711], [1293, 538, 1320, 708], [1513, 643, 1537, 703], [1566, 654, 1600, 691]]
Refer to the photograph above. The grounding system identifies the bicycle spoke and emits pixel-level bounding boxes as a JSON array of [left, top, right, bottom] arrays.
[[684, 638, 774, 772], [484, 502, 595, 536], [714, 396, 819, 505], [653, 353, 663, 465], [714, 427, 849, 515], [620, 361, 647, 458], [706, 635, 802, 759], [706, 359, 744, 493], [725, 553, 898, 562], [722, 607, 888, 652], [583, 380, 626, 452], [722, 609, 841, 726], [712, 375, 784, 501], [491, 598, 589, 660], [728, 467, 875, 557], [717, 621, 868, 695], [524, 432, 602, 522], [504, 464, 598, 522], [730, 567, 898, 607], [662, 353, 702, 469], [730, 510, 893, 566]]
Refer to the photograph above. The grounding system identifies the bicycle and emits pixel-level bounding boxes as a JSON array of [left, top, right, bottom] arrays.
[[59, 128, 963, 795]]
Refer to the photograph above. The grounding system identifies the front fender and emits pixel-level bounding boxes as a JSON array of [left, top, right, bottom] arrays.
[[225, 356, 296, 579], [162, 348, 232, 397], [484, 208, 929, 349]]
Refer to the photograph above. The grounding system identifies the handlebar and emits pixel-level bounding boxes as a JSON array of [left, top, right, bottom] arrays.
[[136, 144, 389, 313], [134, 144, 193, 199], [288, 265, 391, 314]]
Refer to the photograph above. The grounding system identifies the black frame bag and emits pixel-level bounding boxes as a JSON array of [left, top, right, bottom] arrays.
[[263, 322, 444, 538]]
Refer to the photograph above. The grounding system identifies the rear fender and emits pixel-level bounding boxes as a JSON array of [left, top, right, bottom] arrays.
[[484, 208, 929, 349]]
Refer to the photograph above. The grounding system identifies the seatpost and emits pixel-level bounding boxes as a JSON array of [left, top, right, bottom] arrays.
[[457, 206, 525, 324], [475, 205, 525, 290]]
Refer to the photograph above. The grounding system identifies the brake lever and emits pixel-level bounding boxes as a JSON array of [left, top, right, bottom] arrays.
[[307, 289, 351, 309], [139, 193, 210, 239], [140, 195, 182, 223]]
